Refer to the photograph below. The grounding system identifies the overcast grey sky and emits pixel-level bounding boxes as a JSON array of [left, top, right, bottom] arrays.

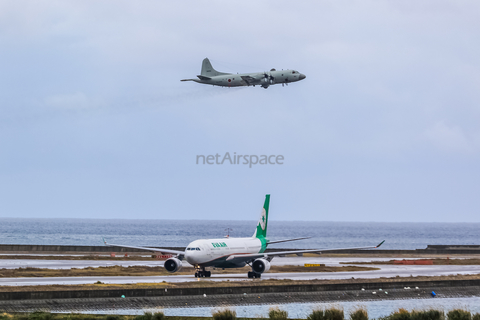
[[1, 1, 479, 222]]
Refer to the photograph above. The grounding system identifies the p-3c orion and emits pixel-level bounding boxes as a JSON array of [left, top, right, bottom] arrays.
[[104, 195, 385, 278], [181, 58, 306, 89]]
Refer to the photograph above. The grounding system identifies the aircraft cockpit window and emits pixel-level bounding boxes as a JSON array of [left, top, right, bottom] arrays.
[[196, 247, 201, 251], [186, 248, 191, 250], [292, 71, 296, 74]]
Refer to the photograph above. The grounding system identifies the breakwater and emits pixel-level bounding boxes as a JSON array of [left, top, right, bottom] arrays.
[[1, 279, 480, 302], [1, 244, 480, 255], [1, 285, 480, 313]]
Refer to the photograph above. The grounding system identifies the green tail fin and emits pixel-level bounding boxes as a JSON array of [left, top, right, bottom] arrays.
[[253, 194, 270, 238]]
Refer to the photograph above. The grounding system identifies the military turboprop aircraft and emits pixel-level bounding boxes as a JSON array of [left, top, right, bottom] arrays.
[[181, 58, 306, 89], [104, 195, 385, 278]]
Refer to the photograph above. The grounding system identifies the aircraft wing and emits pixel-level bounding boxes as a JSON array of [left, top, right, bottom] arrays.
[[226, 240, 385, 263], [268, 237, 310, 245], [103, 238, 184, 257], [241, 75, 262, 85]]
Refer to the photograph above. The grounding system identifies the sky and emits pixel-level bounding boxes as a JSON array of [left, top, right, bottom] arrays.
[[0, 1, 479, 222]]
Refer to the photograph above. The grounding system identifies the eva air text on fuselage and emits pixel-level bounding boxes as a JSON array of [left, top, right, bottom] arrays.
[[196, 152, 284, 168]]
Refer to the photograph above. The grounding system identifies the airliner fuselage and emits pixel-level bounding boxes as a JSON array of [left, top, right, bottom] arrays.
[[185, 237, 264, 268]]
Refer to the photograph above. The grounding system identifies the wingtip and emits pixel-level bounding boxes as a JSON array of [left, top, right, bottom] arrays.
[[376, 240, 385, 248]]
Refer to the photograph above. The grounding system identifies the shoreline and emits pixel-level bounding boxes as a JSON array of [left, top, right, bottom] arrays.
[[1, 285, 479, 312]]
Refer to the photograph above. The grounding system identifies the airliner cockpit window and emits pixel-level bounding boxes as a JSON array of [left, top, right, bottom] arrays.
[[196, 247, 201, 251]]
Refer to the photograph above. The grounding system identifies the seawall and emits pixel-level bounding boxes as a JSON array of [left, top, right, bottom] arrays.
[[1, 244, 480, 255], [1, 279, 480, 301]]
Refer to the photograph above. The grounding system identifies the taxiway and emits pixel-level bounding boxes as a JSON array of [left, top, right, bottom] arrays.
[[0, 256, 478, 286]]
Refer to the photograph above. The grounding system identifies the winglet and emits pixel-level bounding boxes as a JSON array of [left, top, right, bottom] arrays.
[[376, 240, 385, 248]]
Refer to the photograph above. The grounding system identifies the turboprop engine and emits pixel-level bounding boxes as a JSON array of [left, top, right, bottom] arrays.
[[164, 257, 182, 273], [261, 72, 274, 89], [252, 258, 271, 273]]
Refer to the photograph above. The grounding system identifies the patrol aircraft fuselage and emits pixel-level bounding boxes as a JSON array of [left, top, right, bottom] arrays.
[[181, 58, 306, 89]]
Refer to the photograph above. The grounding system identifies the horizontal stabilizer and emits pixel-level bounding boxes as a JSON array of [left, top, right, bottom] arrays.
[[197, 75, 211, 81], [181, 79, 195, 82]]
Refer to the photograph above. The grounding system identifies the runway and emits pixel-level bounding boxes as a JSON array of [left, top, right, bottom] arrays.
[[0, 256, 479, 286]]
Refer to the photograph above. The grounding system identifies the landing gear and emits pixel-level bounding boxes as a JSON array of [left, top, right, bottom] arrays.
[[194, 267, 211, 278], [247, 271, 261, 279]]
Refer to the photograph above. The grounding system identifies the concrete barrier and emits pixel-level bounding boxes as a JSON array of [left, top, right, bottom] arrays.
[[1, 279, 480, 301], [1, 244, 480, 255]]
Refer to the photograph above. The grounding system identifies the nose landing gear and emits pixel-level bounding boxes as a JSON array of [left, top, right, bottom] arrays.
[[194, 267, 211, 278]]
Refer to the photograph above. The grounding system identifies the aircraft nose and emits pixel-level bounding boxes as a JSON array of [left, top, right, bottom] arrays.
[[299, 74, 306, 80], [185, 251, 196, 264]]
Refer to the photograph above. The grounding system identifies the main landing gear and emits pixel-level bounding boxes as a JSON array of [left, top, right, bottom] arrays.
[[194, 267, 211, 278], [247, 271, 261, 278]]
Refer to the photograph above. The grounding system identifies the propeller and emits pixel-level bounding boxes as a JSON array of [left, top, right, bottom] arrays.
[[264, 72, 274, 84]]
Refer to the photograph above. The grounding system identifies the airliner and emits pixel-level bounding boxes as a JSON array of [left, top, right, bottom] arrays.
[[181, 58, 306, 89], [104, 195, 384, 278]]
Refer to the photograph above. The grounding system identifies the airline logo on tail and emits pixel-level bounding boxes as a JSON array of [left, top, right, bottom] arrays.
[[260, 208, 266, 230], [254, 194, 270, 239]]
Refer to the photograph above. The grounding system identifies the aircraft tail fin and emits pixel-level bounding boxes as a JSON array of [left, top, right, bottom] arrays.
[[201, 58, 230, 77], [253, 194, 270, 239]]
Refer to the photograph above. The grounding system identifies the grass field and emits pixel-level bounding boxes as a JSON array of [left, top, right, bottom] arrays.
[[1, 273, 479, 292], [0, 265, 378, 278], [1, 307, 480, 320], [341, 258, 480, 265]]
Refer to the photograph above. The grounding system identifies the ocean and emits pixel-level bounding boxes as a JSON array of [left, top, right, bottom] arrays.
[[0, 218, 478, 249], [1, 218, 480, 317]]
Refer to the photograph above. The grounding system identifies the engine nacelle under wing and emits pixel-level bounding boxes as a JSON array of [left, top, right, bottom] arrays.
[[252, 258, 271, 273], [164, 257, 182, 273]]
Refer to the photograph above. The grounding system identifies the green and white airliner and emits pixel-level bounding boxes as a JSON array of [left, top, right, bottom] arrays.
[[104, 195, 384, 278]]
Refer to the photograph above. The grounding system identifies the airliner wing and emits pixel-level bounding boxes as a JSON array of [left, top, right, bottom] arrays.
[[268, 237, 310, 245], [103, 239, 184, 256], [226, 240, 385, 262]]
